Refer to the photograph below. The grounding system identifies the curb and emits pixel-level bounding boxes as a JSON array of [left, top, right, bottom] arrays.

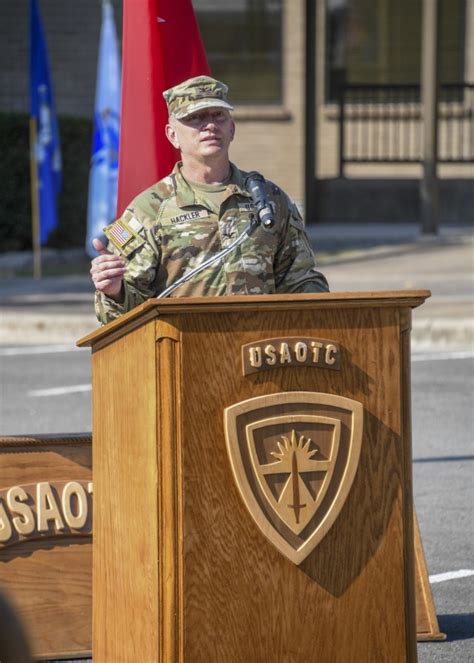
[[0, 312, 98, 345], [1, 312, 472, 350], [411, 318, 474, 350]]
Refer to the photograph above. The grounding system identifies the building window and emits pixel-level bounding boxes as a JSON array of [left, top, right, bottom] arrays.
[[194, 0, 283, 105], [326, 0, 466, 101]]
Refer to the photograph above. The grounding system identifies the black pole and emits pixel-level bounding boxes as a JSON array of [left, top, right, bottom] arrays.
[[304, 0, 317, 223], [420, 0, 440, 235], [338, 83, 345, 178]]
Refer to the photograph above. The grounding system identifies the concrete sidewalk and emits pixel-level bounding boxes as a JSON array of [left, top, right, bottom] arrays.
[[0, 223, 472, 348], [310, 223, 474, 349]]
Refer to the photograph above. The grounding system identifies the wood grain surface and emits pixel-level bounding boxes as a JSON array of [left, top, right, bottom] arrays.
[[0, 435, 92, 660], [87, 295, 429, 662], [92, 322, 159, 662], [180, 307, 412, 662], [77, 290, 430, 350]]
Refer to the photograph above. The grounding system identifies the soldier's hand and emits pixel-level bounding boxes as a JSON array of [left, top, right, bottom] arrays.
[[90, 238, 126, 301]]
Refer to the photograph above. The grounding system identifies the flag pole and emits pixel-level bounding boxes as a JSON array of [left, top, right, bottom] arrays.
[[29, 116, 42, 279]]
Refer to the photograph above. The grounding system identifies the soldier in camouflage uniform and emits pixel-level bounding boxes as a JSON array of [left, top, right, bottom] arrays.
[[91, 76, 329, 325]]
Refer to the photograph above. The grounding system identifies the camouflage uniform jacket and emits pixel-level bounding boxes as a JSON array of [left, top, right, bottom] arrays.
[[95, 162, 329, 324]]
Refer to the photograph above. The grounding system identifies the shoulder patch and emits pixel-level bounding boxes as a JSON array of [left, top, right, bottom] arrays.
[[105, 217, 145, 254], [105, 219, 134, 249]]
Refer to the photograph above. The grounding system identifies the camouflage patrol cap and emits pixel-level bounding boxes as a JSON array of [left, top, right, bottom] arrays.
[[163, 76, 234, 120]]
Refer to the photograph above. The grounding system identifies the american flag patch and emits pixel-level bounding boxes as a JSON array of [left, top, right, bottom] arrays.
[[108, 221, 132, 247]]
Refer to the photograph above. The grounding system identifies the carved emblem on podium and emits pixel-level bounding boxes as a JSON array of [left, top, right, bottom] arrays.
[[224, 392, 363, 565]]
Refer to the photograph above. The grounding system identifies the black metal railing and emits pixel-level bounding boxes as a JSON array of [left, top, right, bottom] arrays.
[[338, 83, 474, 176]]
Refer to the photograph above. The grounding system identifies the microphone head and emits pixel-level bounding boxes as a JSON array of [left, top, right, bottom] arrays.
[[245, 171, 265, 185], [245, 172, 275, 229]]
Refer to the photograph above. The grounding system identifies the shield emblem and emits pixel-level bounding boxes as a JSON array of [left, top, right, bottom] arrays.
[[224, 391, 363, 565]]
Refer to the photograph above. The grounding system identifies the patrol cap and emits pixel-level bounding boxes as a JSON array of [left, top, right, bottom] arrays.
[[163, 75, 234, 120]]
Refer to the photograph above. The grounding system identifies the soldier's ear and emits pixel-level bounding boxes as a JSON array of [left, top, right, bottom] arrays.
[[165, 122, 180, 149], [230, 119, 235, 141]]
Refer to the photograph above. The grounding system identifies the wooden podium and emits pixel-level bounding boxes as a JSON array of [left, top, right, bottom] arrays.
[[78, 290, 430, 662]]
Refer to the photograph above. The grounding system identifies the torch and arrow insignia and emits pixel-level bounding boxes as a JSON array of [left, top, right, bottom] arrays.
[[249, 419, 339, 536], [224, 392, 363, 564]]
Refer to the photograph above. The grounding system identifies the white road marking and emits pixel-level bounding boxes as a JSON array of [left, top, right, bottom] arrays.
[[412, 350, 474, 362], [28, 384, 91, 397], [0, 344, 87, 356], [429, 569, 474, 584]]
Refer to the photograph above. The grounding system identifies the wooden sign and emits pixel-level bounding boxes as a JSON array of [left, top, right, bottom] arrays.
[[0, 479, 92, 548], [0, 434, 92, 661]]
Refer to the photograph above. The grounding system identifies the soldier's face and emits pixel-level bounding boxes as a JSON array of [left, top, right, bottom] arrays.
[[166, 109, 235, 160]]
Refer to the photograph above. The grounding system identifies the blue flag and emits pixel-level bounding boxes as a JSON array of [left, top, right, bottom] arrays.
[[86, 0, 121, 257], [29, 0, 62, 245]]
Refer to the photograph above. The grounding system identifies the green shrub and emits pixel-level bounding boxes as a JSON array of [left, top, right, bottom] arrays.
[[0, 112, 92, 252], [1, 113, 31, 252]]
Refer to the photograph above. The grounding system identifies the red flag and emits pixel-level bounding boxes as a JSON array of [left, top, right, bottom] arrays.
[[117, 0, 210, 213]]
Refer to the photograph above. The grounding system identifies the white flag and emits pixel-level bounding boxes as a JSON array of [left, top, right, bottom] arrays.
[[86, 0, 121, 257]]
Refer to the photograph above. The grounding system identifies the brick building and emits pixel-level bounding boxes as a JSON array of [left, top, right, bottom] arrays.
[[1, 0, 473, 223]]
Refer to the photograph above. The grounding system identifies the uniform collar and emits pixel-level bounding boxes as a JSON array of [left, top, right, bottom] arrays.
[[173, 161, 251, 209]]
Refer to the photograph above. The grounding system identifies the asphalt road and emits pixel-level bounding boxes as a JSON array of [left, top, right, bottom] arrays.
[[0, 344, 473, 661]]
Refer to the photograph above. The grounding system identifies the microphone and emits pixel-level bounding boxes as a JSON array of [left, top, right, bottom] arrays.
[[245, 171, 275, 229]]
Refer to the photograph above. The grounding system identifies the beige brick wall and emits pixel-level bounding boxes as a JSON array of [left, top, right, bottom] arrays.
[[1, 0, 469, 200], [229, 0, 306, 205], [0, 0, 122, 117], [1, 0, 305, 203]]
